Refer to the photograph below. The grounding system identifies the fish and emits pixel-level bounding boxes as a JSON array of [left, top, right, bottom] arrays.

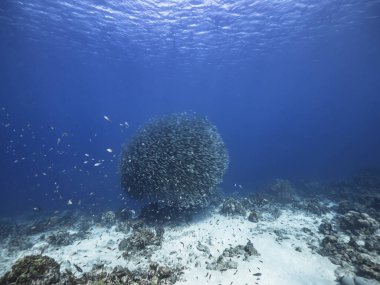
[[45, 217, 53, 226], [73, 264, 83, 273], [57, 138, 61, 145], [106, 148, 112, 153], [40, 246, 47, 255], [103, 115, 112, 123], [120, 121, 129, 128], [94, 162, 102, 167], [67, 199, 73, 205]]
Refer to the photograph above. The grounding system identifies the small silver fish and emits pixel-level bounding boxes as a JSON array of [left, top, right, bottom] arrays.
[[103, 115, 112, 123], [73, 264, 83, 273], [119, 122, 129, 129]]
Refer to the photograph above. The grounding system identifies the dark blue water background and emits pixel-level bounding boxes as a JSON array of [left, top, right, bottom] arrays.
[[1, 0, 380, 216]]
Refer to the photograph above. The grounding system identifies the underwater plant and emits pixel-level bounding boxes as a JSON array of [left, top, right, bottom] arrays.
[[119, 112, 228, 210]]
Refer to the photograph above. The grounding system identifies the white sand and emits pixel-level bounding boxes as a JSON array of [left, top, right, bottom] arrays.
[[154, 209, 337, 285], [0, 208, 338, 284]]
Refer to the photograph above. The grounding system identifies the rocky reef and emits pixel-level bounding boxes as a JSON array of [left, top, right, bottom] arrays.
[[0, 255, 181, 285], [118, 227, 164, 256], [206, 240, 260, 271], [220, 197, 246, 216], [308, 170, 380, 283], [0, 255, 60, 285]]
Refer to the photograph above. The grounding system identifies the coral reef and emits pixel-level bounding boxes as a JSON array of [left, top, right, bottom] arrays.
[[0, 255, 181, 285], [119, 112, 228, 210], [46, 231, 77, 247], [206, 240, 259, 271], [318, 220, 334, 235], [294, 198, 329, 215], [115, 220, 130, 234], [0, 255, 60, 285], [318, 208, 380, 280], [340, 211, 379, 235], [100, 211, 116, 228], [118, 227, 163, 254], [247, 210, 260, 222], [70, 263, 180, 285], [339, 276, 380, 285], [220, 198, 246, 216]]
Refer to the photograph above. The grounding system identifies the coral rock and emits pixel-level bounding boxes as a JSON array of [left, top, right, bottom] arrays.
[[0, 255, 60, 285], [340, 211, 379, 235], [220, 198, 246, 216]]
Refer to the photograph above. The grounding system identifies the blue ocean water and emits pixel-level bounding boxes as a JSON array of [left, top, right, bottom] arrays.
[[0, 0, 379, 217]]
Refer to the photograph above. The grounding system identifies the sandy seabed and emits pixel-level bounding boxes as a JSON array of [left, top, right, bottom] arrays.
[[0, 207, 338, 285]]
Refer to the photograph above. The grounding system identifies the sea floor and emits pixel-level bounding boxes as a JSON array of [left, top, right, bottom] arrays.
[[0, 178, 380, 285], [0, 207, 337, 285]]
